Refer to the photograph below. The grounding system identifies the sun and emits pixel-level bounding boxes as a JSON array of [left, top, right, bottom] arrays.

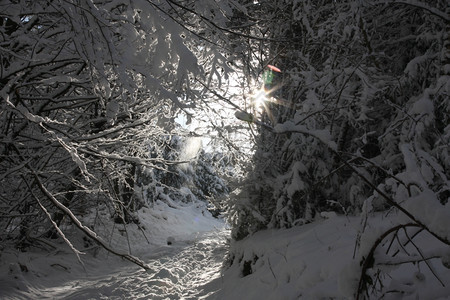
[[250, 86, 278, 116], [252, 87, 268, 111]]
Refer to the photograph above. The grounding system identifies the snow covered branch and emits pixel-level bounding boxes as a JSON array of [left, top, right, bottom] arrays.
[[371, 0, 449, 21], [30, 167, 150, 271]]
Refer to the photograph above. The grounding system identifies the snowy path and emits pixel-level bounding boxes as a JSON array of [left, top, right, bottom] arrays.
[[3, 228, 229, 300]]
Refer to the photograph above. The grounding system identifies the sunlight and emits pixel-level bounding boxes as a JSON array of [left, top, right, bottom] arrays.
[[251, 87, 268, 112], [248, 64, 283, 116], [249, 85, 279, 119]]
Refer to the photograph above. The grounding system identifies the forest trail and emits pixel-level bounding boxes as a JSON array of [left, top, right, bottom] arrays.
[[4, 228, 229, 300]]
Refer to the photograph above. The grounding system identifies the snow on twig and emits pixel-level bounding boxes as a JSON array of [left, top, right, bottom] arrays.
[[274, 121, 337, 151], [369, 0, 449, 22], [30, 188, 86, 269], [258, 120, 450, 246], [29, 167, 151, 271], [355, 223, 420, 300]]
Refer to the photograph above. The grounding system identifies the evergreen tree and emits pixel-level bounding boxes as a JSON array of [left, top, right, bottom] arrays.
[[228, 0, 449, 297]]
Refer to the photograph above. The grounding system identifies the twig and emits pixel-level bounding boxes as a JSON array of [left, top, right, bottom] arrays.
[[392, 227, 424, 257], [29, 167, 150, 271], [370, 0, 449, 22], [267, 256, 277, 283], [393, 229, 411, 257], [0, 213, 38, 218], [378, 255, 441, 266], [30, 187, 86, 270], [403, 227, 445, 287], [355, 223, 419, 300], [264, 122, 450, 246]]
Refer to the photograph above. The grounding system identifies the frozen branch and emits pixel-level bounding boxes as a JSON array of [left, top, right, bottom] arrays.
[[29, 167, 151, 271], [259, 121, 450, 246], [373, 0, 450, 22], [355, 223, 420, 300], [31, 188, 86, 268]]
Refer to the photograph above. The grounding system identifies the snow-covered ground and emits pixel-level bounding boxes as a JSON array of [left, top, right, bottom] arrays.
[[214, 213, 450, 300], [1, 203, 449, 299], [0, 200, 229, 300]]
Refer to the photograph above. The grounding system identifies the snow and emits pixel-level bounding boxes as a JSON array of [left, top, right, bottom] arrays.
[[2, 206, 449, 299], [179, 137, 203, 168], [235, 111, 254, 123], [274, 121, 337, 151], [212, 216, 359, 299], [0, 200, 228, 300], [212, 214, 450, 300], [402, 189, 450, 243]]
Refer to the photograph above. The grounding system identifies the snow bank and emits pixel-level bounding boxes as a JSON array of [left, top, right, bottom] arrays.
[[212, 214, 450, 299], [213, 216, 359, 299]]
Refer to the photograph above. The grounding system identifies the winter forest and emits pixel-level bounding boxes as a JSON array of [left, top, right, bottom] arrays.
[[0, 0, 449, 299]]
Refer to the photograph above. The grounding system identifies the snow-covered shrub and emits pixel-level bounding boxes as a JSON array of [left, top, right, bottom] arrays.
[[228, 1, 450, 297], [135, 136, 230, 216]]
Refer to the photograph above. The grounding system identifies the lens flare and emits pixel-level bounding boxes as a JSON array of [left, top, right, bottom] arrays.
[[252, 88, 268, 109]]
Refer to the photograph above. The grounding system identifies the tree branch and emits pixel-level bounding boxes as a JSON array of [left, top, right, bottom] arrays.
[[372, 0, 449, 22], [355, 223, 420, 300], [29, 167, 150, 271], [258, 122, 450, 246]]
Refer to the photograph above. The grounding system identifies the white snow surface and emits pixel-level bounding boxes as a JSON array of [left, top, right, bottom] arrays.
[[1, 203, 449, 299], [213, 214, 450, 300], [0, 200, 228, 300], [215, 217, 359, 300]]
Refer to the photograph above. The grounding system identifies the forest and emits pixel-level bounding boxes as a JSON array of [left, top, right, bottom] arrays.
[[1, 0, 449, 299]]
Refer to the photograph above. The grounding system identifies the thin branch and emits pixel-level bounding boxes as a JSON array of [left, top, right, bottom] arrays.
[[337, 151, 449, 246], [355, 223, 419, 300], [164, 0, 294, 43], [403, 227, 445, 287], [32, 191, 86, 267], [77, 147, 188, 168], [392, 227, 424, 257], [255, 122, 450, 245], [29, 167, 150, 271], [0, 213, 38, 218], [370, 0, 449, 22], [378, 255, 442, 266]]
